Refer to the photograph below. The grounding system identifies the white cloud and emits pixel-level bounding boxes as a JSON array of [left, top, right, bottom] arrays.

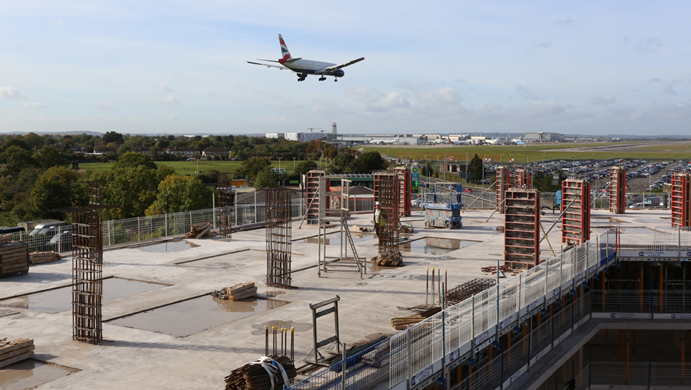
[[157, 82, 175, 92], [636, 38, 663, 53], [24, 101, 47, 109], [0, 87, 27, 99], [590, 95, 617, 105], [516, 85, 539, 101], [515, 101, 565, 117], [93, 102, 113, 110], [344, 86, 410, 112], [150, 95, 181, 106]]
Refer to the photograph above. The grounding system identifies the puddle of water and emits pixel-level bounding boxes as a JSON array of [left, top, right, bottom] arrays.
[[397, 238, 480, 255], [0, 278, 167, 313], [250, 320, 311, 335], [108, 296, 289, 337], [295, 233, 376, 246], [0, 359, 76, 390], [637, 219, 663, 223], [140, 240, 199, 253]]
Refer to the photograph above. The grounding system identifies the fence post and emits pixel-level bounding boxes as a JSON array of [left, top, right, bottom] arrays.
[[213, 194, 216, 230], [165, 212, 168, 238], [342, 342, 347, 390], [108, 220, 112, 247], [137, 217, 141, 241], [189, 210, 193, 227], [57, 225, 62, 254], [254, 191, 258, 224]]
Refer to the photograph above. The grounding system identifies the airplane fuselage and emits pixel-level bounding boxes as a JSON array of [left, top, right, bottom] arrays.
[[283, 59, 345, 77]]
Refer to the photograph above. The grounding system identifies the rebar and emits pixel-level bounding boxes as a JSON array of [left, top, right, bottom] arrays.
[[217, 175, 233, 239], [266, 188, 292, 288], [376, 174, 401, 260], [445, 278, 497, 306]]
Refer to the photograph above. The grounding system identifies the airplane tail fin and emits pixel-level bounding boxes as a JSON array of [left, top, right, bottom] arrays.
[[278, 34, 292, 64]]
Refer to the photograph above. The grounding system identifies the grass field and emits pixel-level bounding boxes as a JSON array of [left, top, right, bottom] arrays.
[[362, 141, 691, 162], [79, 160, 308, 175]]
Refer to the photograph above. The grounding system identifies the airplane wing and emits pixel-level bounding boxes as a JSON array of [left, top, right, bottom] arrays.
[[324, 57, 365, 72], [247, 61, 287, 70]]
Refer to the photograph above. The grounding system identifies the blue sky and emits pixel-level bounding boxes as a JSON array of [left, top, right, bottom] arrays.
[[1, 1, 690, 136]]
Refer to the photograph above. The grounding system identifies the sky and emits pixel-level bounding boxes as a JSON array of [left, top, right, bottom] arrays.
[[1, 1, 691, 136]]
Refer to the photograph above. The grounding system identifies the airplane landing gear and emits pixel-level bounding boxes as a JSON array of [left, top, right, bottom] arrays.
[[319, 76, 326, 81], [334, 77, 338, 82], [297, 73, 307, 82]]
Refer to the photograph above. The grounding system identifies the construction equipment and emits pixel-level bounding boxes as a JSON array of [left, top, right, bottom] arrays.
[[423, 184, 462, 229]]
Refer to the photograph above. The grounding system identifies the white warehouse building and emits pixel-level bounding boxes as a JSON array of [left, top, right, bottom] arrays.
[[285, 132, 327, 143]]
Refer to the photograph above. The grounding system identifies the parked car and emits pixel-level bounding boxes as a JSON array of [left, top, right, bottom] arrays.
[[29, 221, 68, 237], [46, 230, 72, 252], [465, 188, 473, 193]]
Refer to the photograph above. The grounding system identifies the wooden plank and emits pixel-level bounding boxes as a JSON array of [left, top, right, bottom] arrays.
[[0, 339, 33, 353], [230, 288, 258, 301], [0, 345, 36, 361], [0, 351, 35, 369]]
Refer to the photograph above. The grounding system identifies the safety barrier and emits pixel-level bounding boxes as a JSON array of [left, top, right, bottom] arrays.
[[617, 226, 691, 261]]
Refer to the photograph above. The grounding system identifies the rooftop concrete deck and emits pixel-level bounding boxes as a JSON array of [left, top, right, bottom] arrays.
[[0, 208, 671, 389]]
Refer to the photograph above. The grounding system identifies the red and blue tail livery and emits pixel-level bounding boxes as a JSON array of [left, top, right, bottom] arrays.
[[248, 34, 364, 82]]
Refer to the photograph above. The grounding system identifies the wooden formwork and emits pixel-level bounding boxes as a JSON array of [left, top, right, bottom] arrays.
[[393, 167, 412, 217], [671, 173, 691, 227], [562, 179, 591, 245], [609, 167, 626, 214], [306, 170, 326, 225], [504, 189, 540, 269], [0, 242, 29, 276], [496, 166, 510, 213], [514, 169, 531, 189]]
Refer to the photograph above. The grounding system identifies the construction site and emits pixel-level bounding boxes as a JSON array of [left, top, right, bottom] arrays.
[[2, 167, 691, 390]]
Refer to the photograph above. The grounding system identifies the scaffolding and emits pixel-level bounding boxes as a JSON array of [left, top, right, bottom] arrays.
[[317, 177, 364, 277], [609, 167, 626, 214], [504, 188, 540, 270], [266, 188, 293, 288], [671, 173, 691, 227], [562, 179, 591, 245], [306, 170, 326, 225], [374, 173, 401, 264], [217, 175, 233, 239], [496, 166, 510, 213]]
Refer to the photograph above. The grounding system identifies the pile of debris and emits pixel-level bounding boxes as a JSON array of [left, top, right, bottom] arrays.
[[0, 338, 34, 368], [445, 278, 496, 306], [349, 225, 372, 233], [0, 242, 29, 276], [400, 224, 414, 233], [30, 251, 62, 265], [391, 305, 440, 330], [371, 251, 403, 267], [213, 282, 257, 301], [185, 222, 213, 239], [224, 355, 296, 390]]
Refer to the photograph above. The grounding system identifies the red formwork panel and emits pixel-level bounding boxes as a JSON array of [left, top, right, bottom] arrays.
[[496, 166, 510, 213], [561, 179, 590, 245], [306, 170, 326, 224], [393, 167, 412, 217], [514, 169, 531, 188], [609, 167, 626, 214], [504, 189, 540, 269], [671, 173, 691, 227]]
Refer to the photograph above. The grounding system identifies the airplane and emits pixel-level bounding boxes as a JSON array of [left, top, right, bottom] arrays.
[[448, 138, 471, 145], [248, 34, 365, 82], [371, 136, 399, 145]]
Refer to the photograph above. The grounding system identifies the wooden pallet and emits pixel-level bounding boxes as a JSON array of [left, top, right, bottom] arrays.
[[0, 338, 35, 368]]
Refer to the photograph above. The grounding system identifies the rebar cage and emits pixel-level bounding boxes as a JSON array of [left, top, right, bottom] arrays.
[[266, 188, 292, 288], [217, 175, 234, 239], [376, 174, 401, 259], [71, 208, 103, 345]]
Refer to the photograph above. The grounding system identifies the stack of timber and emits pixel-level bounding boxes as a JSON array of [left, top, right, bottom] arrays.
[[185, 222, 213, 239], [445, 278, 496, 306], [213, 282, 257, 301], [349, 225, 372, 233], [0, 234, 12, 244], [400, 224, 414, 233], [370, 251, 403, 267], [30, 251, 62, 265], [224, 354, 296, 390], [0, 338, 35, 368], [390, 306, 441, 330], [0, 242, 29, 276]]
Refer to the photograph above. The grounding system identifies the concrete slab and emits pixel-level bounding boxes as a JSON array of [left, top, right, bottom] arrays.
[[0, 209, 668, 389]]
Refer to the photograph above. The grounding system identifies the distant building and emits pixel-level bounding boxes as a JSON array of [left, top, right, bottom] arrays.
[[524, 132, 565, 142], [163, 146, 197, 158], [285, 132, 326, 143], [202, 147, 229, 159], [265, 133, 285, 139]]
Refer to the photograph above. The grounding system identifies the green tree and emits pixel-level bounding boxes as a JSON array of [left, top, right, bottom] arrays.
[[468, 154, 483, 183], [145, 175, 213, 215], [234, 156, 271, 183], [1, 138, 31, 152], [103, 131, 124, 144], [113, 152, 157, 170], [0, 146, 38, 176], [294, 160, 318, 175], [35, 146, 69, 169], [100, 167, 169, 219], [30, 166, 85, 219], [117, 144, 132, 155], [332, 153, 354, 174], [254, 170, 279, 189], [350, 151, 387, 174]]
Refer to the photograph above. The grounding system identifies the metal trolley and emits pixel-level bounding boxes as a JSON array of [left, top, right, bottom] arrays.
[[423, 184, 463, 229]]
